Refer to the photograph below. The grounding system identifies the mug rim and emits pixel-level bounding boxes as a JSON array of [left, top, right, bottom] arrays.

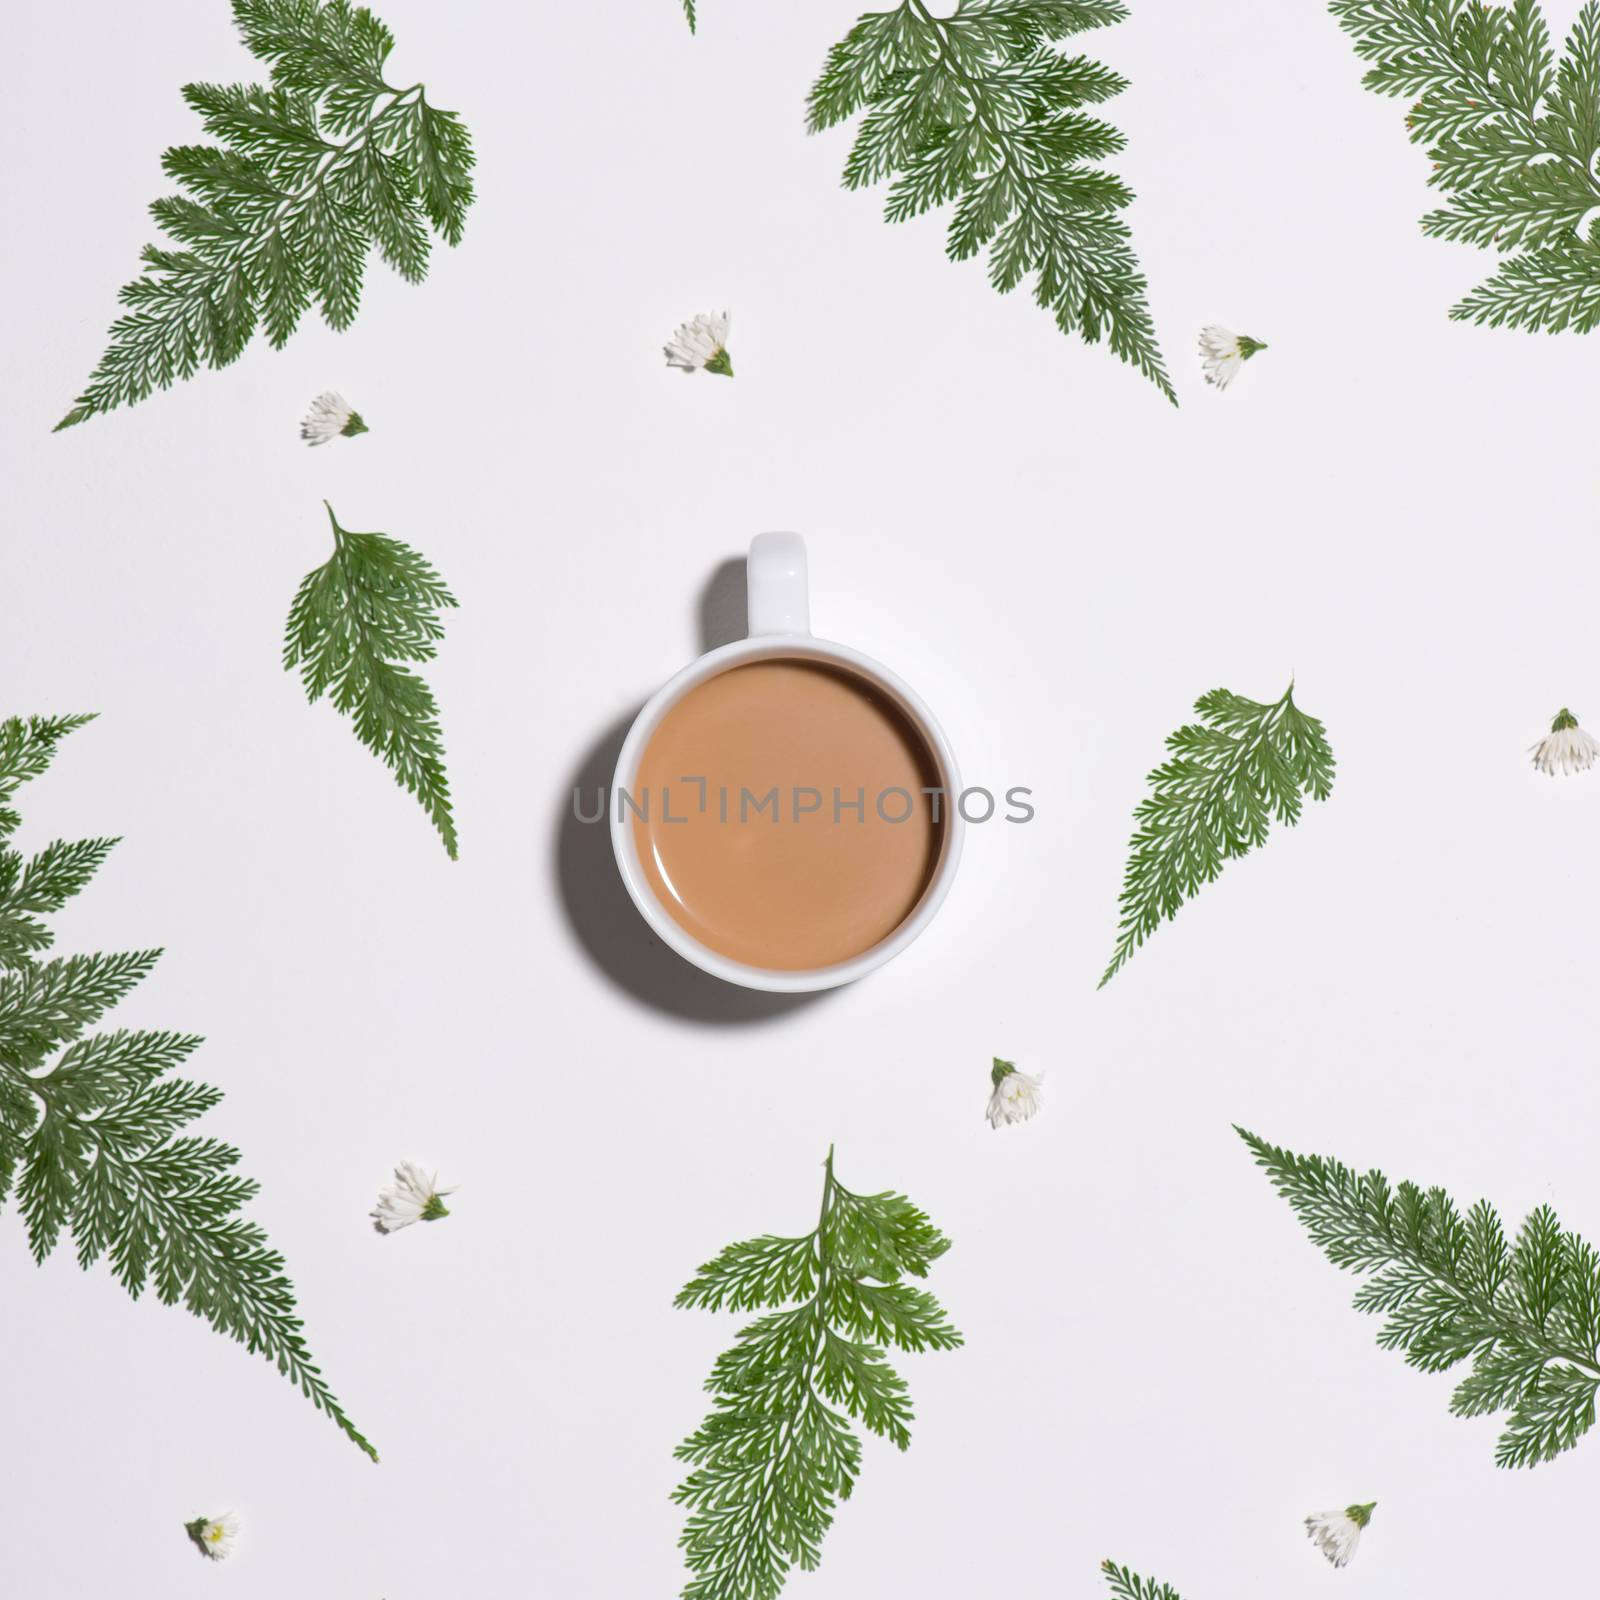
[[609, 635, 965, 993]]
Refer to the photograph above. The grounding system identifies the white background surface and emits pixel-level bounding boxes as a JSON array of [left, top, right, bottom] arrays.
[[5, 1, 1600, 1595]]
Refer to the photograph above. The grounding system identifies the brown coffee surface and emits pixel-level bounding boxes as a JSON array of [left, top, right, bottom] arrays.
[[632, 660, 945, 970]]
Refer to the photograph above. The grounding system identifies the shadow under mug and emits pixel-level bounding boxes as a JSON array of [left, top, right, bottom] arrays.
[[610, 533, 965, 993]]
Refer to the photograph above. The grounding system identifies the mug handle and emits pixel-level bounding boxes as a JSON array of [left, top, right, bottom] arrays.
[[747, 532, 811, 637]]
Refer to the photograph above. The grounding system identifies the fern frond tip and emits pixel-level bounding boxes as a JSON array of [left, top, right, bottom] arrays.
[[0, 720, 373, 1455], [811, 0, 1169, 397], [59, 0, 475, 425]]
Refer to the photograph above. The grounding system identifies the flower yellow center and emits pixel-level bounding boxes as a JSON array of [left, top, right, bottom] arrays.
[[207, 1527, 224, 1543]]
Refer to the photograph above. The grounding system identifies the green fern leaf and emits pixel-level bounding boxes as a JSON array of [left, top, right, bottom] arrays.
[[1330, 0, 1600, 332], [673, 1148, 962, 1600], [683, 0, 697, 31], [55, 0, 475, 429], [1099, 682, 1334, 986], [0, 715, 375, 1459], [284, 502, 459, 858], [1240, 1128, 1600, 1468], [1101, 1560, 1185, 1600], [808, 0, 1173, 402]]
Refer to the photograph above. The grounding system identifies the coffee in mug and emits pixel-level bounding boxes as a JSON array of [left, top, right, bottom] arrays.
[[610, 533, 963, 993], [631, 658, 946, 971]]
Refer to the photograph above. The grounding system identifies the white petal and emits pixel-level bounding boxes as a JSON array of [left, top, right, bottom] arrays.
[[1304, 1510, 1362, 1568], [300, 390, 353, 444], [196, 1512, 240, 1560], [1531, 724, 1600, 775], [372, 1161, 453, 1232], [986, 1069, 1043, 1128], [664, 311, 730, 372]]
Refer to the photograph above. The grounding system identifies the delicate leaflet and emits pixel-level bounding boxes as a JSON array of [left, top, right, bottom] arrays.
[[808, 0, 1173, 400], [1242, 1128, 1600, 1468], [1100, 683, 1334, 986], [56, 0, 474, 428], [1102, 1561, 1186, 1600], [1330, 0, 1600, 331], [673, 1149, 962, 1600], [0, 715, 375, 1459], [284, 503, 459, 858]]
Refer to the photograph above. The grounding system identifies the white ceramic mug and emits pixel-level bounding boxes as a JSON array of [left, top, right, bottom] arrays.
[[610, 533, 964, 992]]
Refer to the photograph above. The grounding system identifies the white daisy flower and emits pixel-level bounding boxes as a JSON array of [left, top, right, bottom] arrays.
[[665, 310, 734, 376], [1531, 708, 1600, 776], [300, 391, 369, 445], [986, 1058, 1043, 1130], [185, 1512, 240, 1561], [1305, 1502, 1375, 1569], [1199, 324, 1267, 389], [371, 1161, 456, 1234]]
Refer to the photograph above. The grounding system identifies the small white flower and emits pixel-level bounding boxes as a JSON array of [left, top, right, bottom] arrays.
[[986, 1058, 1043, 1130], [372, 1161, 456, 1233], [1199, 324, 1267, 389], [664, 310, 733, 376], [300, 391, 368, 445], [1531, 708, 1600, 776], [1305, 1502, 1375, 1569], [185, 1512, 240, 1561]]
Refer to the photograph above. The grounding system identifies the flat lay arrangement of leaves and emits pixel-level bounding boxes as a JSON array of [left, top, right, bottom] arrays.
[[22, 0, 1600, 1588], [1242, 1128, 1600, 1468], [0, 715, 376, 1460], [285, 503, 459, 858], [1331, 0, 1600, 333], [808, 0, 1174, 402], [673, 1148, 962, 1600], [55, 0, 475, 430], [1100, 683, 1335, 986]]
